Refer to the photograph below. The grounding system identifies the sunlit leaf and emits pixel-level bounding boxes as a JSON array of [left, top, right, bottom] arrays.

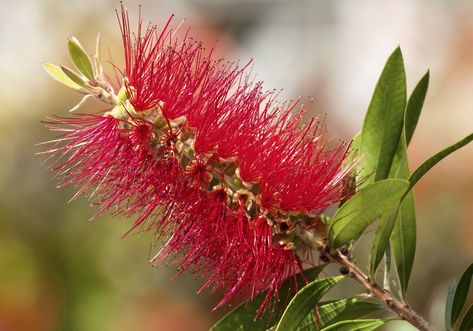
[[274, 276, 344, 331], [60, 65, 87, 88], [405, 71, 429, 146], [67, 36, 94, 80], [210, 265, 327, 331], [316, 297, 382, 330], [319, 319, 386, 331], [290, 297, 382, 331], [328, 179, 410, 249], [294, 313, 317, 331], [42, 63, 83, 90], [359, 47, 406, 185]]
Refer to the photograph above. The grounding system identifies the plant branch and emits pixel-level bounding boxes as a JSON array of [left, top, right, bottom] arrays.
[[328, 250, 436, 331]]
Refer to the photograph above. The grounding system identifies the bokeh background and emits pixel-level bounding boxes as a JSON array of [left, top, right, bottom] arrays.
[[1, 0, 473, 330]]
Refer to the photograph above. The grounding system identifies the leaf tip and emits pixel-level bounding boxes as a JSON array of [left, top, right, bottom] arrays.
[[423, 69, 431, 82], [42, 62, 53, 71], [393, 45, 403, 56]]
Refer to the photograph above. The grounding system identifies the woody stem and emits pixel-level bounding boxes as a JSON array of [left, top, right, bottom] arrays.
[[328, 250, 436, 331]]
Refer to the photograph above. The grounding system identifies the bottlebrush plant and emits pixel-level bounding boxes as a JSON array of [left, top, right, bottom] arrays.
[[39, 4, 473, 331]]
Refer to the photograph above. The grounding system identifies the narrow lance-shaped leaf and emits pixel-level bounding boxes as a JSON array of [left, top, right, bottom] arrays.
[[67, 36, 95, 80], [371, 89, 416, 286], [328, 179, 410, 249], [293, 314, 316, 331], [409, 133, 473, 188], [315, 297, 382, 330], [319, 319, 387, 331], [210, 265, 327, 331], [60, 65, 87, 88], [274, 276, 344, 331], [458, 304, 473, 331], [401, 134, 473, 293], [391, 193, 416, 294], [359, 47, 406, 185], [445, 279, 457, 331], [370, 204, 400, 280], [293, 297, 382, 331], [405, 71, 429, 146], [451, 263, 473, 327], [389, 74, 428, 294], [42, 63, 84, 90]]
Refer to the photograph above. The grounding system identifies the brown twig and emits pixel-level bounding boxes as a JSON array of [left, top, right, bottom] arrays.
[[328, 250, 436, 331]]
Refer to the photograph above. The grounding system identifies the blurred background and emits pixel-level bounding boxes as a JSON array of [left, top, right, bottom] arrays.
[[1, 0, 473, 330]]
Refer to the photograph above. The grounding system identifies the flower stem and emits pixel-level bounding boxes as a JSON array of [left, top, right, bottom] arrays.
[[328, 250, 436, 331]]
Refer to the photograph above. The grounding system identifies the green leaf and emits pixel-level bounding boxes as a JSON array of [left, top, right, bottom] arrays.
[[389, 99, 417, 294], [294, 313, 317, 331], [274, 276, 344, 331], [359, 47, 406, 185], [391, 192, 416, 294], [459, 304, 473, 331], [405, 71, 429, 146], [328, 179, 410, 249], [290, 297, 383, 331], [319, 319, 386, 331], [370, 205, 399, 279], [445, 279, 457, 331], [451, 263, 473, 327], [42, 63, 84, 90], [316, 297, 382, 330], [60, 65, 87, 88], [210, 265, 327, 331], [409, 133, 473, 188], [371, 91, 417, 286], [67, 36, 94, 80]]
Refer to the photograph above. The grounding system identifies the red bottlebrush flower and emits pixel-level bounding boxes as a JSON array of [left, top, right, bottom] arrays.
[[185, 158, 213, 187], [150, 193, 303, 316], [118, 4, 217, 115], [40, 113, 179, 224], [40, 114, 125, 203], [41, 4, 354, 317], [257, 115, 351, 214]]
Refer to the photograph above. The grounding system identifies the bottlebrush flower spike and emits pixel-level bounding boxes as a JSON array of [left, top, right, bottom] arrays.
[[118, 4, 217, 115], [40, 4, 355, 316]]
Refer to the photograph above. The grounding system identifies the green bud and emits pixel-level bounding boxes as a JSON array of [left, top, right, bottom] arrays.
[[109, 104, 127, 119], [117, 86, 128, 102]]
